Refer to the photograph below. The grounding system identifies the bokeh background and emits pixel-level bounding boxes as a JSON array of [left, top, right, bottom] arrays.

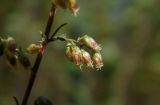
[[0, 0, 160, 105]]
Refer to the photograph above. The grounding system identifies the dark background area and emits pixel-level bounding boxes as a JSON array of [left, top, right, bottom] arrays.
[[0, 0, 160, 105]]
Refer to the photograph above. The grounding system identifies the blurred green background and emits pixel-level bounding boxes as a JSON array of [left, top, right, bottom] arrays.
[[0, 0, 160, 105]]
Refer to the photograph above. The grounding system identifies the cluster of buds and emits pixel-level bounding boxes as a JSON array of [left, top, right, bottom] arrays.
[[51, 0, 79, 16], [65, 35, 103, 70], [0, 37, 31, 70]]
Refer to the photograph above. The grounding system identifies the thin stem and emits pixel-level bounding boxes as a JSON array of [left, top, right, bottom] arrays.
[[53, 36, 80, 45], [49, 23, 67, 41], [13, 96, 19, 105], [21, 4, 56, 105]]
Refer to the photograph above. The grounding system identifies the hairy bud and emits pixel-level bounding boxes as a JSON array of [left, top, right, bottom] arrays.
[[72, 45, 83, 66], [52, 0, 79, 16], [66, 43, 83, 66], [92, 52, 103, 70], [80, 35, 101, 52], [81, 49, 93, 68], [68, 0, 79, 16], [66, 43, 74, 61], [27, 44, 40, 54]]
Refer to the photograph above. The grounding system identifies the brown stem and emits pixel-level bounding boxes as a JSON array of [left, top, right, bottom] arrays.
[[21, 4, 56, 105]]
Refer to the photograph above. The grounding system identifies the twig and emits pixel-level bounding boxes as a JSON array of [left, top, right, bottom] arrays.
[[49, 23, 67, 41]]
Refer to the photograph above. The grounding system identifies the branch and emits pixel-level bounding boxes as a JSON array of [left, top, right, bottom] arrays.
[[21, 4, 56, 105], [45, 4, 56, 40]]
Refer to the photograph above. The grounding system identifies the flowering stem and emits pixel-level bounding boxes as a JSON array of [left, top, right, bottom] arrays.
[[21, 4, 56, 105]]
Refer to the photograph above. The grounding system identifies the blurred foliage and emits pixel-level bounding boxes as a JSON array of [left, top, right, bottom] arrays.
[[0, 0, 160, 105]]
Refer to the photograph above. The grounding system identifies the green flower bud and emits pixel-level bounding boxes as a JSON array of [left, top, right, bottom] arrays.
[[92, 52, 103, 70], [27, 44, 40, 54], [80, 35, 101, 52]]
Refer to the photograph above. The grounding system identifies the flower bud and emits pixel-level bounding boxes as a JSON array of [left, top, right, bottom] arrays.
[[17, 49, 31, 70], [66, 43, 74, 61], [66, 43, 83, 66], [81, 49, 93, 68], [68, 0, 79, 16], [72, 46, 83, 66], [52, 0, 79, 16], [27, 44, 40, 54], [92, 52, 103, 70], [6, 37, 17, 53], [80, 35, 101, 52]]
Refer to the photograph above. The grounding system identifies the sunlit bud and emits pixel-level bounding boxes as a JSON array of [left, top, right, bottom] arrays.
[[0, 38, 5, 56], [6, 37, 17, 53], [92, 52, 103, 70], [66, 43, 74, 61], [52, 0, 79, 16], [27, 44, 40, 54], [5, 51, 17, 69], [80, 35, 101, 52], [68, 0, 79, 16], [81, 49, 93, 68], [72, 45, 83, 66], [17, 49, 31, 70]]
